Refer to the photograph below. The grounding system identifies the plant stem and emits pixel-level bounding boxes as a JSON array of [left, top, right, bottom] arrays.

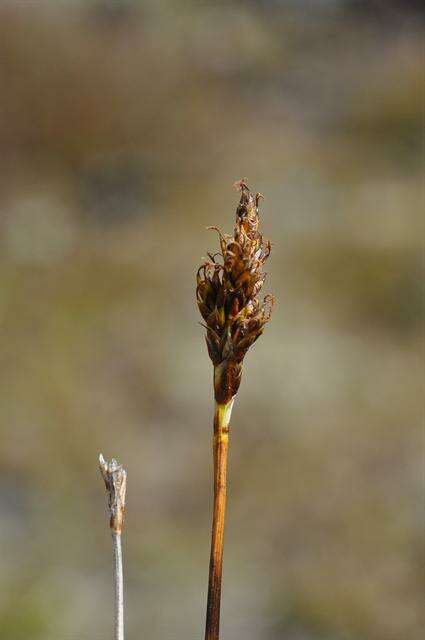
[[99, 454, 127, 640], [205, 399, 234, 640], [112, 531, 124, 640]]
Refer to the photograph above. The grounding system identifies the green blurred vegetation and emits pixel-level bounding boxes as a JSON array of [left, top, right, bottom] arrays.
[[0, 2, 423, 639]]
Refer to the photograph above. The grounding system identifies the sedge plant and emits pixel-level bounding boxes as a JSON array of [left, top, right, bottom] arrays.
[[196, 180, 274, 640]]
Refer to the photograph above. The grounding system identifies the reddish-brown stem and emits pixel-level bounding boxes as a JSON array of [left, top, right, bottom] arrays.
[[205, 401, 233, 640]]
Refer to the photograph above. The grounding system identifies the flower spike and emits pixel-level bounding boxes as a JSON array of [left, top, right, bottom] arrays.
[[197, 180, 274, 404]]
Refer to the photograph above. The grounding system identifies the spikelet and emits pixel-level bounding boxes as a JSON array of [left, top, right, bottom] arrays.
[[196, 180, 274, 404]]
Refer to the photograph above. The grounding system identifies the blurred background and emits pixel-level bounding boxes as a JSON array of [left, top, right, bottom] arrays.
[[0, 1, 423, 639]]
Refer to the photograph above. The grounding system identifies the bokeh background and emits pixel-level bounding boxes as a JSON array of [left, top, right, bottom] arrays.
[[0, 2, 423, 639]]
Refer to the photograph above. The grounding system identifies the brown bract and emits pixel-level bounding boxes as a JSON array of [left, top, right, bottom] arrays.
[[99, 454, 127, 534], [196, 180, 274, 404]]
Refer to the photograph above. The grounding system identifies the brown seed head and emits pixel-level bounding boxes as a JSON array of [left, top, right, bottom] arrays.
[[196, 180, 274, 404]]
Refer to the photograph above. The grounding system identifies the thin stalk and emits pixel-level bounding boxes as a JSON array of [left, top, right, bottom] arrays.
[[99, 454, 127, 640], [205, 399, 234, 640], [112, 531, 124, 640]]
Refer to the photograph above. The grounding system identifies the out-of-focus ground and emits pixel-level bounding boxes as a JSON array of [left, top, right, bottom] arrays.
[[0, 2, 423, 639]]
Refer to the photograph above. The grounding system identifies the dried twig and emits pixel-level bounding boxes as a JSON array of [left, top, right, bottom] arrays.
[[99, 454, 127, 640]]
